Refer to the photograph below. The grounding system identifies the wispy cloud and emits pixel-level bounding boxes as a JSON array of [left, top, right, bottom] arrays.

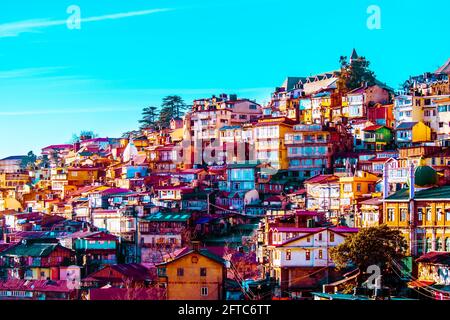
[[85, 87, 274, 96], [0, 67, 66, 79], [0, 107, 140, 116], [0, 8, 172, 38]]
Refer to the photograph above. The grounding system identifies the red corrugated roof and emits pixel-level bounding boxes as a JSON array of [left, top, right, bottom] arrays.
[[0, 280, 73, 293], [363, 125, 384, 132], [304, 174, 339, 184]]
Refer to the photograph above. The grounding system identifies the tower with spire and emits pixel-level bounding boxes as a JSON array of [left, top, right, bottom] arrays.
[[350, 48, 359, 63]]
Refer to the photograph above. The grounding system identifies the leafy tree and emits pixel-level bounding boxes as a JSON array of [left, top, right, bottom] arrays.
[[122, 130, 142, 139], [71, 130, 99, 143], [330, 225, 407, 286], [337, 52, 377, 93], [138, 105, 160, 130], [21, 151, 37, 170], [159, 95, 187, 128]]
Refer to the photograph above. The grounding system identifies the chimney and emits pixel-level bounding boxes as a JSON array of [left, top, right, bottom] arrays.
[[192, 241, 201, 252]]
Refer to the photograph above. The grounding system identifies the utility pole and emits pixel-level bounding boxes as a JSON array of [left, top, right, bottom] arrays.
[[135, 206, 140, 264], [207, 192, 210, 216]]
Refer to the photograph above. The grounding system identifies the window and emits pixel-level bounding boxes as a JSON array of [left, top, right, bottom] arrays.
[[286, 250, 291, 261], [437, 237, 443, 251], [318, 250, 323, 259], [158, 268, 167, 277], [330, 233, 335, 242], [318, 233, 322, 241], [446, 210, 450, 221], [201, 287, 208, 296], [437, 208, 443, 221], [177, 268, 184, 276], [426, 238, 432, 253], [388, 208, 395, 222], [400, 208, 407, 222], [200, 268, 207, 277], [426, 208, 432, 221], [418, 208, 423, 221], [356, 184, 361, 192], [305, 250, 311, 261]]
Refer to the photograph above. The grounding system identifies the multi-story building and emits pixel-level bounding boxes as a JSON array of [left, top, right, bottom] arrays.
[[139, 212, 194, 263], [383, 161, 450, 257], [357, 197, 382, 228], [186, 94, 262, 166], [361, 125, 393, 151], [254, 117, 296, 170], [0, 156, 26, 174], [436, 97, 450, 146], [368, 103, 395, 128], [0, 239, 75, 281], [285, 124, 346, 180], [346, 85, 391, 121], [395, 121, 432, 148], [339, 171, 379, 218], [304, 175, 341, 219], [157, 247, 226, 300]]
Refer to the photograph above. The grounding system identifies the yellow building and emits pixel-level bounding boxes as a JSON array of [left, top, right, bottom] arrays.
[[157, 247, 226, 300], [339, 171, 379, 213], [395, 121, 432, 147], [67, 167, 100, 187], [0, 172, 30, 190], [254, 117, 295, 170], [0, 192, 23, 211], [383, 163, 450, 257]]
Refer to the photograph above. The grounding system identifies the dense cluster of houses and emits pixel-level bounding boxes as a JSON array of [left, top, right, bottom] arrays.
[[1, 51, 450, 300]]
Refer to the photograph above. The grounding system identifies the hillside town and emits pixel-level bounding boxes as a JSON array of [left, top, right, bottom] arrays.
[[1, 50, 450, 300]]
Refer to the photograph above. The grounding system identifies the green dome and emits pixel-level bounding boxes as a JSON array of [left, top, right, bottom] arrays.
[[414, 165, 437, 187]]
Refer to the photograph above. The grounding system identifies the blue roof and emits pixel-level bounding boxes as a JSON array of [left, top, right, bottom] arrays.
[[195, 217, 214, 224], [396, 122, 418, 130], [0, 155, 26, 161], [219, 125, 242, 131], [313, 92, 331, 98]]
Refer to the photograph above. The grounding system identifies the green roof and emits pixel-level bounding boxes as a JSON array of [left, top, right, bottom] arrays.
[[385, 185, 450, 201], [158, 248, 226, 266], [311, 292, 417, 300], [227, 162, 259, 169], [144, 212, 192, 222], [414, 165, 438, 187], [312, 292, 370, 300], [0, 243, 66, 257]]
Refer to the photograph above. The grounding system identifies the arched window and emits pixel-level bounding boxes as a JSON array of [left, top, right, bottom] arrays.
[[437, 237, 443, 251], [446, 238, 450, 252], [426, 238, 432, 253]]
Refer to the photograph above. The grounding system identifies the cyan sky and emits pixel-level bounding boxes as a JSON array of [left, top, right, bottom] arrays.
[[0, 0, 448, 158]]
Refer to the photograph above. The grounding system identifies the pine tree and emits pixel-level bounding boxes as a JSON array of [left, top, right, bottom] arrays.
[[138, 106, 159, 130], [338, 51, 377, 92], [158, 95, 187, 128], [21, 151, 37, 170]]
